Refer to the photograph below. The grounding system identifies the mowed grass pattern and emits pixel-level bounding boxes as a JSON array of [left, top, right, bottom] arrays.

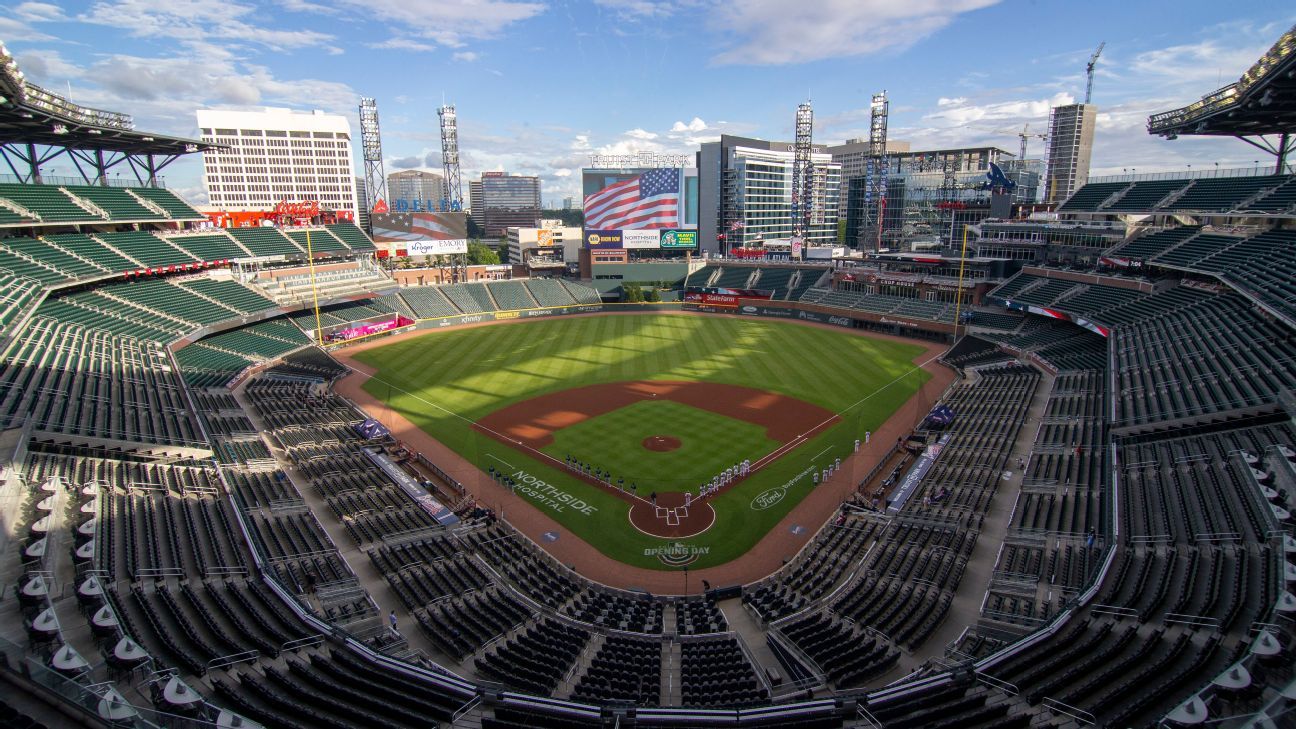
[[355, 314, 930, 570], [543, 400, 781, 491]]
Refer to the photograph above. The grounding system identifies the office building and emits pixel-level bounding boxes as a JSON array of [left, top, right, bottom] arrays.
[[387, 170, 446, 208], [698, 135, 841, 256], [355, 175, 370, 232], [196, 107, 358, 218], [473, 172, 542, 237], [468, 179, 485, 230], [1045, 103, 1098, 204]]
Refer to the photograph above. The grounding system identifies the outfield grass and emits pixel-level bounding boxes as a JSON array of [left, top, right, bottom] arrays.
[[355, 314, 930, 571]]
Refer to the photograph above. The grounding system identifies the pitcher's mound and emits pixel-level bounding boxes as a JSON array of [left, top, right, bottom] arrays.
[[642, 435, 682, 452]]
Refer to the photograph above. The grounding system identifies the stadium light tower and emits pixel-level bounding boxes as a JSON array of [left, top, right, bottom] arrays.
[[438, 104, 464, 212], [359, 97, 387, 225], [864, 91, 889, 251], [791, 101, 814, 259]]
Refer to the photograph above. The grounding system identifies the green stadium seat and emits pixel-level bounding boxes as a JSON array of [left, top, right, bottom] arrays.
[[286, 228, 349, 254], [96, 231, 198, 268], [128, 187, 205, 219], [0, 183, 103, 223], [225, 227, 304, 257], [42, 233, 139, 273], [1058, 182, 1130, 212], [397, 286, 463, 318], [0, 237, 106, 279], [0, 243, 73, 285], [523, 279, 578, 307], [325, 221, 378, 251], [486, 280, 538, 310], [178, 279, 276, 314], [167, 233, 253, 261], [63, 185, 165, 220]]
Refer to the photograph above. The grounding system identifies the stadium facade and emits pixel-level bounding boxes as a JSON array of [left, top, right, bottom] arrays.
[[196, 107, 359, 219]]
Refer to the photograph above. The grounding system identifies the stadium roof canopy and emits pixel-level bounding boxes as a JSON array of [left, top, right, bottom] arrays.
[[1147, 24, 1296, 169], [0, 41, 220, 184]]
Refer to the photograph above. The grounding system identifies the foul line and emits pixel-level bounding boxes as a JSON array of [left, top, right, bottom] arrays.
[[487, 453, 515, 469], [361, 349, 941, 496], [363, 372, 657, 507], [749, 353, 943, 474]]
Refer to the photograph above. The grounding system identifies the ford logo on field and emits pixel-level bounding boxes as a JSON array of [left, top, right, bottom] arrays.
[[751, 488, 785, 510], [741, 306, 757, 313]]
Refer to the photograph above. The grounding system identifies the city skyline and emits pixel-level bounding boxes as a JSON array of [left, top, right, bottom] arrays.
[[3, 1, 1291, 207]]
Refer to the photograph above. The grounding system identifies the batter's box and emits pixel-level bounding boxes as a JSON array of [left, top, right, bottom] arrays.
[[655, 506, 669, 518]]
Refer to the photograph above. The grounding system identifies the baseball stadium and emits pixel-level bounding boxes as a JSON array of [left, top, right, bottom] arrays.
[[1, 21, 1296, 729]]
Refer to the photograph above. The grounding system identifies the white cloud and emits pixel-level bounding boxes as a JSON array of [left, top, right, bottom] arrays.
[[0, 15, 56, 41], [452, 51, 480, 62], [922, 92, 1074, 126], [670, 117, 708, 133], [625, 128, 659, 140], [369, 37, 437, 52], [708, 0, 1001, 65], [593, 0, 682, 18], [331, 0, 544, 47], [15, 2, 66, 21], [81, 0, 335, 51], [13, 49, 84, 80]]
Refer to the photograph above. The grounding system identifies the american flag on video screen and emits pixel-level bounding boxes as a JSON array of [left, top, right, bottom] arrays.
[[370, 212, 460, 242], [584, 168, 680, 229]]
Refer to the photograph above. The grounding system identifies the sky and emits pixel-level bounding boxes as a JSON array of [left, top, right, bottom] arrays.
[[3, 0, 1293, 207]]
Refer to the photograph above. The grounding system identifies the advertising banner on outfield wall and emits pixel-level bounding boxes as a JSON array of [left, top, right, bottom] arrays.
[[622, 230, 660, 249], [684, 286, 774, 309], [585, 229, 623, 250]]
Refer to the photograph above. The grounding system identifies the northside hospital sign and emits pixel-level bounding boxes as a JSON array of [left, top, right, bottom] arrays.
[[509, 469, 598, 516]]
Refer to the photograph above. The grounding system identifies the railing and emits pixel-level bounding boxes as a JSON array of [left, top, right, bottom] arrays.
[[0, 173, 166, 188], [1088, 165, 1295, 184]]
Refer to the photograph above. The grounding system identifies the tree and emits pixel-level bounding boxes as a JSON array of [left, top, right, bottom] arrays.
[[646, 287, 662, 303], [466, 240, 500, 265], [466, 216, 485, 239], [623, 283, 644, 303]]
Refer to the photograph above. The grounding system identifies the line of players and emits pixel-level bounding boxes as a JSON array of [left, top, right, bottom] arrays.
[[557, 454, 759, 506], [685, 459, 751, 506]]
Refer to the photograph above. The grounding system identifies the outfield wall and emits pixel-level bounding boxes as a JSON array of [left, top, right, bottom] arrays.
[[321, 296, 956, 351]]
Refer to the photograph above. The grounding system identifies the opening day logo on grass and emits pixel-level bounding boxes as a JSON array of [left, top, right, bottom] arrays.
[[645, 542, 711, 566]]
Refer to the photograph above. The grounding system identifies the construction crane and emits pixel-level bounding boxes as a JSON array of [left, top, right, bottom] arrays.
[[1085, 41, 1105, 104], [1017, 123, 1048, 160]]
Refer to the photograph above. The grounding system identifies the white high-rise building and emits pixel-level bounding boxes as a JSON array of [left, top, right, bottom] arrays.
[[698, 135, 841, 255], [196, 107, 358, 218]]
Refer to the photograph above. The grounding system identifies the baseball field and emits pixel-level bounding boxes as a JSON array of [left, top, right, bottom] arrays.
[[353, 314, 932, 570]]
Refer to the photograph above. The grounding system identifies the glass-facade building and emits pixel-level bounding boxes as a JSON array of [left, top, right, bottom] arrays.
[[476, 173, 542, 237]]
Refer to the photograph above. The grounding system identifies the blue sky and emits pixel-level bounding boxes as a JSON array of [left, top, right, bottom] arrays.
[[3, 0, 1292, 206]]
